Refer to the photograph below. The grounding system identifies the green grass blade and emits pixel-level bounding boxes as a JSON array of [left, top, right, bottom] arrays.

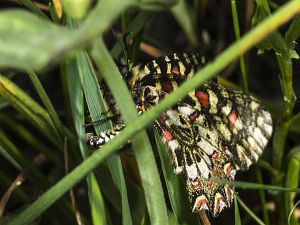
[[0, 135, 22, 170], [285, 147, 300, 224], [210, 179, 300, 193], [0, 0, 137, 70], [171, 0, 198, 46], [288, 200, 300, 225], [91, 38, 169, 225], [0, 75, 61, 147], [66, 54, 107, 225], [0, 130, 52, 190], [76, 49, 133, 225], [256, 169, 270, 225], [0, 112, 60, 164], [110, 11, 153, 58], [237, 196, 265, 225], [234, 195, 241, 225], [285, 14, 300, 49], [9, 2, 300, 223], [230, 0, 248, 93], [27, 70, 64, 141]]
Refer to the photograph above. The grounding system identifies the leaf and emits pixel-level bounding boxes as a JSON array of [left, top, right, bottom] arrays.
[[0, 10, 75, 70], [285, 15, 300, 49], [0, 0, 137, 70]]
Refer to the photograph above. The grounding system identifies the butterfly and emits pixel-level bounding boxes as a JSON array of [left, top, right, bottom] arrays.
[[86, 52, 273, 216]]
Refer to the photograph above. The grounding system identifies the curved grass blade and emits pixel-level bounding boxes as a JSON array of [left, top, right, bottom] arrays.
[[0, 75, 61, 148], [66, 54, 107, 225], [91, 38, 169, 225], [27, 70, 65, 140], [77, 49, 133, 225]]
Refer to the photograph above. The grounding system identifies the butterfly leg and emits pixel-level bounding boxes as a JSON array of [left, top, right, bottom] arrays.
[[85, 124, 125, 149]]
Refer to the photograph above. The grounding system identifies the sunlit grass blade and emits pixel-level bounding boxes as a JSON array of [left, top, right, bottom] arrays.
[[76, 49, 133, 225], [91, 38, 169, 225], [288, 200, 300, 225], [66, 54, 107, 225]]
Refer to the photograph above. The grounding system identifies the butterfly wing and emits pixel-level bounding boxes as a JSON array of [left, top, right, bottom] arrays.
[[154, 82, 272, 216]]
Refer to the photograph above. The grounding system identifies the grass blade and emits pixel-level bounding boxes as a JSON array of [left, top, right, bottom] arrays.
[[66, 54, 107, 225], [91, 38, 169, 225]]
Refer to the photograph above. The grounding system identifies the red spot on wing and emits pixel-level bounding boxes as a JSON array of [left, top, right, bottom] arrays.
[[162, 81, 173, 93], [212, 152, 219, 160], [192, 179, 200, 188], [229, 110, 237, 128], [195, 91, 209, 108], [163, 130, 173, 141], [206, 181, 213, 187], [171, 66, 180, 75]]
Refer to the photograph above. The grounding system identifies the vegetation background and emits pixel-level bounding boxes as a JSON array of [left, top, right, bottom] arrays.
[[0, 0, 300, 225]]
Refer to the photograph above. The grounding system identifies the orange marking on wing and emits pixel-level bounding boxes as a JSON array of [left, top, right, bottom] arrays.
[[206, 181, 213, 187], [171, 66, 180, 75], [163, 130, 173, 141], [229, 110, 237, 128], [212, 152, 219, 160], [195, 91, 209, 108]]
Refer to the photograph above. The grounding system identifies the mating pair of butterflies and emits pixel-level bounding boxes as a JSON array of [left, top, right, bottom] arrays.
[[86, 52, 273, 216]]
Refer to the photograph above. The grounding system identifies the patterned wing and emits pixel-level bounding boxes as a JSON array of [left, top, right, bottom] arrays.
[[152, 83, 272, 216]]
